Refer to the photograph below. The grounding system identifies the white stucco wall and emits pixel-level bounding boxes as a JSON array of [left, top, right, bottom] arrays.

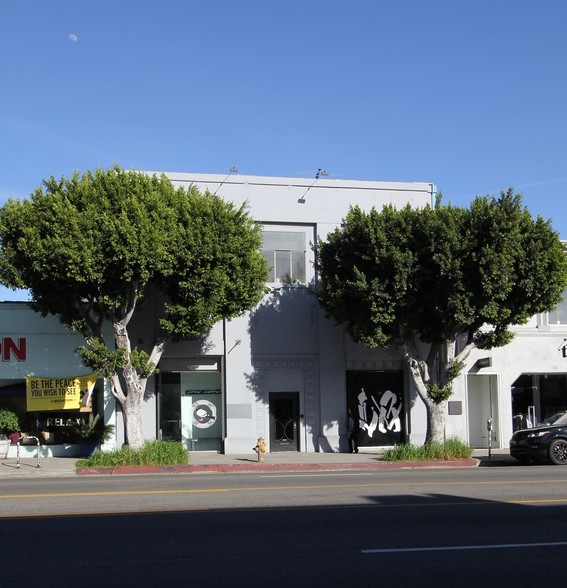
[[447, 321, 567, 449], [159, 172, 435, 230], [154, 172, 436, 453]]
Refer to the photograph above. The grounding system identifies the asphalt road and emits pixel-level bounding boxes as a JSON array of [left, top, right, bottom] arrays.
[[2, 465, 567, 587]]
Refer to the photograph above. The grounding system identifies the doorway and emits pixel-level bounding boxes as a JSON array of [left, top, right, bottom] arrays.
[[158, 370, 222, 452], [269, 392, 300, 452], [467, 374, 500, 449]]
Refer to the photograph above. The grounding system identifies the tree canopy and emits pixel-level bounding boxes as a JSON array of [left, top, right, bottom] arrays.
[[316, 189, 567, 443], [0, 165, 269, 448]]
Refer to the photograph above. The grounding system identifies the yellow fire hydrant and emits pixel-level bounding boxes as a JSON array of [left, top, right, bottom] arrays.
[[253, 437, 268, 462]]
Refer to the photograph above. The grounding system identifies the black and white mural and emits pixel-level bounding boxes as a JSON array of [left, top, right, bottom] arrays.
[[346, 371, 406, 447]]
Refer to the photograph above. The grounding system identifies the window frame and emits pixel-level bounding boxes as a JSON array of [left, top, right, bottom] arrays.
[[548, 287, 567, 325], [261, 224, 315, 286]]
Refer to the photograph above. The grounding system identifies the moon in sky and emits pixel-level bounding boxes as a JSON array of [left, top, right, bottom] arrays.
[[68, 34, 78, 42]]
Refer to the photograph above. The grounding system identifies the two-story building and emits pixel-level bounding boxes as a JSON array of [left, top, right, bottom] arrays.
[[1, 172, 565, 457]]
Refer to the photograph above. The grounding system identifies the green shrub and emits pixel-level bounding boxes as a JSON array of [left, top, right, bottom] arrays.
[[75, 440, 189, 468], [381, 438, 472, 462], [0, 409, 20, 434]]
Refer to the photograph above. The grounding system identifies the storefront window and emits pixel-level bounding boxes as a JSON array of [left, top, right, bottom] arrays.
[[0, 380, 104, 444], [346, 370, 405, 447], [512, 373, 567, 427], [159, 370, 222, 452], [159, 372, 181, 441]]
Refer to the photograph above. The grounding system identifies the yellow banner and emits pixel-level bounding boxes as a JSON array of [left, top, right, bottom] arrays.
[[26, 373, 98, 412]]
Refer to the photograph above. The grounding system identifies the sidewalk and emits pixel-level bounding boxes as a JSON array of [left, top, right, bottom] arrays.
[[0, 449, 515, 479]]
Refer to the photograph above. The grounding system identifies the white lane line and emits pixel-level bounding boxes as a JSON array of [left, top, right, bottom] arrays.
[[362, 541, 567, 554]]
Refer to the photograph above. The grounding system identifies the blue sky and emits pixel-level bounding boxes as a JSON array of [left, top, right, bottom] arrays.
[[1, 0, 566, 300]]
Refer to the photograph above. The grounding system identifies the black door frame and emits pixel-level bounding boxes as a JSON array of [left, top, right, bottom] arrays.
[[269, 392, 300, 452]]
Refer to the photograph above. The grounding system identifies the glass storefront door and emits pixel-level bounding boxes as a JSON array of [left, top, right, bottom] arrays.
[[159, 370, 222, 452]]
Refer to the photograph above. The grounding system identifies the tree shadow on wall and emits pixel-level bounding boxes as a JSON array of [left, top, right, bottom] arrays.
[[244, 282, 340, 451], [245, 282, 319, 400], [143, 332, 217, 402]]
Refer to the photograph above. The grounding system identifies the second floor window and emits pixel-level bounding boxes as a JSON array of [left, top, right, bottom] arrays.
[[262, 230, 306, 284], [549, 288, 567, 325]]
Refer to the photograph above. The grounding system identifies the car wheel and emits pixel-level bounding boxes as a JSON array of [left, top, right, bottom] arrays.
[[548, 439, 567, 465]]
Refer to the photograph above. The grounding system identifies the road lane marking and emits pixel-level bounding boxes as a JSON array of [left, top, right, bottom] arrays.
[[362, 541, 567, 554], [507, 498, 567, 504], [2, 478, 567, 501], [0, 488, 231, 499], [4, 498, 567, 519]]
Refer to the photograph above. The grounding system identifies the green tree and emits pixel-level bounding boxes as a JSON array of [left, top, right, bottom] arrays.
[[316, 189, 567, 444], [0, 166, 268, 448]]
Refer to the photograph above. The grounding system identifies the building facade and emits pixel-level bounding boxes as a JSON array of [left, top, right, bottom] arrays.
[[1, 172, 565, 457]]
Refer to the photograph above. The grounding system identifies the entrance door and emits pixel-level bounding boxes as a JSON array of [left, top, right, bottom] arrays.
[[467, 374, 500, 449], [159, 370, 222, 452], [269, 392, 300, 452]]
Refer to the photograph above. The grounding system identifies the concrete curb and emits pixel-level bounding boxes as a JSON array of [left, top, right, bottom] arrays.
[[76, 458, 480, 476]]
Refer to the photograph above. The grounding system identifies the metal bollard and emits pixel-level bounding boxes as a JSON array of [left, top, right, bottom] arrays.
[[16, 435, 41, 469]]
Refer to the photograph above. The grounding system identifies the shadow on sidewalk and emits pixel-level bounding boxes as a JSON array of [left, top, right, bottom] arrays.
[[476, 455, 518, 467]]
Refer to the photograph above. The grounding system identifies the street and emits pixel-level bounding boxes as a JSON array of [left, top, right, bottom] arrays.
[[2, 465, 567, 587]]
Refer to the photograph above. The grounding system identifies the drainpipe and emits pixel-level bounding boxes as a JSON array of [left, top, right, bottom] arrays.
[[222, 319, 227, 453]]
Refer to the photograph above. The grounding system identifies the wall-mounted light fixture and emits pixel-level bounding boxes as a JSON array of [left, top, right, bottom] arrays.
[[213, 167, 238, 196], [227, 339, 242, 354], [298, 168, 329, 203]]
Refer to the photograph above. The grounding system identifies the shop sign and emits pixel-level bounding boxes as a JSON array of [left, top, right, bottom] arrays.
[[192, 399, 217, 429], [0, 337, 26, 361], [26, 372, 97, 411]]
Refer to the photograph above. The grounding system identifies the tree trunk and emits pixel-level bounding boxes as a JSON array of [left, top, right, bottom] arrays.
[[108, 373, 146, 450], [112, 318, 147, 450], [425, 399, 447, 445], [122, 388, 145, 449], [404, 342, 448, 446]]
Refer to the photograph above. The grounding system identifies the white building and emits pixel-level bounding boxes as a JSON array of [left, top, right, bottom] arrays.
[[1, 172, 565, 457], [448, 301, 567, 452]]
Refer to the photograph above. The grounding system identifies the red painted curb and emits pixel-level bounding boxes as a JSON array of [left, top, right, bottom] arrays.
[[75, 458, 479, 476]]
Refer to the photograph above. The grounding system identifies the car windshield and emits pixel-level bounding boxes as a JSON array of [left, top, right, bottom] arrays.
[[544, 412, 567, 426]]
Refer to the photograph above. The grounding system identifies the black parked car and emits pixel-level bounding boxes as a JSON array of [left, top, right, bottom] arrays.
[[510, 411, 567, 465]]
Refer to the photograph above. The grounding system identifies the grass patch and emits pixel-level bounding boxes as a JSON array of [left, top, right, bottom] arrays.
[[75, 440, 189, 468], [381, 438, 473, 462]]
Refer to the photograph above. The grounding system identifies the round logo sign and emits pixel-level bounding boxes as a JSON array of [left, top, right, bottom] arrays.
[[192, 400, 217, 429]]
